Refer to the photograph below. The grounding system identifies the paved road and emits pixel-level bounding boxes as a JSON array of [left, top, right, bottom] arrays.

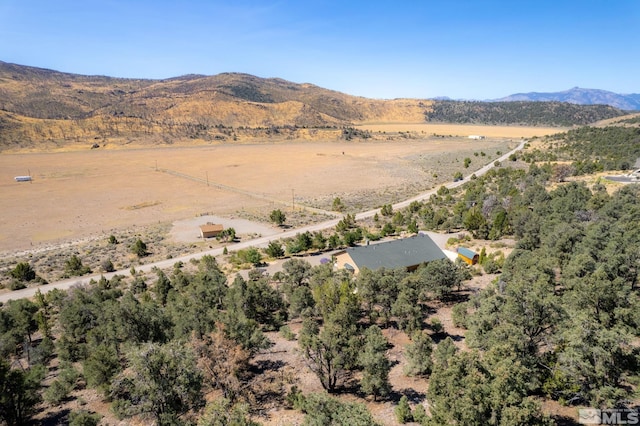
[[0, 140, 526, 303], [605, 175, 640, 183]]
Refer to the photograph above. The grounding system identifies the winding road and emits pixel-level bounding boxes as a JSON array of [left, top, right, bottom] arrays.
[[0, 140, 526, 303]]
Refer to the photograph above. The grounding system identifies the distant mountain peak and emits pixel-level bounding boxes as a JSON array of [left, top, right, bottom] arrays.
[[493, 87, 640, 110]]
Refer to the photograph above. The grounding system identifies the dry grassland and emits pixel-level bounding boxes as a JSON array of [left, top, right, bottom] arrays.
[[355, 122, 565, 138], [595, 112, 640, 127], [1, 136, 516, 256]]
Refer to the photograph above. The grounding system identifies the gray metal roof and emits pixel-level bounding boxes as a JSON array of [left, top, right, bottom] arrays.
[[346, 234, 446, 271]]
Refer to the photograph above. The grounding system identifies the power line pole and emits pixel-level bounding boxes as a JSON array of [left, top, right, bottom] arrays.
[[292, 188, 295, 211]]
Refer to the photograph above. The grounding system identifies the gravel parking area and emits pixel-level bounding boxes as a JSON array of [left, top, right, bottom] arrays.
[[169, 214, 280, 243]]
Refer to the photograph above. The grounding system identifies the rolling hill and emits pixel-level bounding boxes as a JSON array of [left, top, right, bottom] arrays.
[[0, 61, 630, 149], [0, 61, 428, 123]]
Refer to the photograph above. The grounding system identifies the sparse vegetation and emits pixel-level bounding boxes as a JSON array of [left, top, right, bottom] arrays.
[[332, 197, 345, 212], [269, 209, 286, 227], [130, 239, 148, 258], [265, 241, 285, 259], [100, 259, 115, 273], [341, 127, 371, 140], [395, 395, 413, 423], [10, 262, 36, 282], [63, 255, 91, 277]]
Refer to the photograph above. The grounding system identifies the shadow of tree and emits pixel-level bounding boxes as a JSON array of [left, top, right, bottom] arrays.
[[38, 408, 71, 426], [432, 332, 463, 344], [552, 414, 580, 426], [251, 359, 286, 374], [390, 388, 426, 404]]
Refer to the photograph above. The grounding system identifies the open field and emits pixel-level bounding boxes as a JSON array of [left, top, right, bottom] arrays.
[[355, 122, 565, 138], [0, 136, 516, 255]]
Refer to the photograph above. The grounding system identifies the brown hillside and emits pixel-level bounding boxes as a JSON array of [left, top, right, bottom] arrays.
[[0, 61, 154, 119], [0, 61, 431, 149]]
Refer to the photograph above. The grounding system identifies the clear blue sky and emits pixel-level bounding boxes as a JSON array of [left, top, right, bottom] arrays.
[[1, 0, 638, 99]]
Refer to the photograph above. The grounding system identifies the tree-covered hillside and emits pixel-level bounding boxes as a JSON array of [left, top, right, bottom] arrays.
[[441, 167, 640, 409], [427, 100, 625, 126], [538, 126, 640, 173]]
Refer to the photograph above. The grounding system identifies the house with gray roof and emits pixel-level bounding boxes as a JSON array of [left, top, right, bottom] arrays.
[[334, 234, 447, 274]]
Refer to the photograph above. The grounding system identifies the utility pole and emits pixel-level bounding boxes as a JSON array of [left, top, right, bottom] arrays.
[[206, 171, 209, 186], [292, 188, 295, 211]]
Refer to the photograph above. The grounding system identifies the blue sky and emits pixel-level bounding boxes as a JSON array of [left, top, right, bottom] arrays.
[[0, 1, 638, 99]]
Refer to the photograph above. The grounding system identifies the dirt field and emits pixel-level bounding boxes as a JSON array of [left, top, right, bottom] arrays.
[[0, 137, 517, 255], [356, 122, 565, 138], [169, 215, 280, 243]]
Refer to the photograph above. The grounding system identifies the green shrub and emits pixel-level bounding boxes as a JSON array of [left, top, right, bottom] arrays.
[[298, 392, 380, 425], [131, 239, 148, 257], [395, 395, 413, 423], [451, 302, 469, 329], [285, 385, 306, 409], [279, 325, 296, 341], [483, 259, 501, 274], [430, 317, 444, 334], [101, 259, 115, 272], [10, 262, 36, 281], [404, 331, 433, 377], [413, 404, 427, 423], [69, 410, 102, 426], [44, 379, 72, 405], [64, 255, 91, 277], [10, 280, 27, 290]]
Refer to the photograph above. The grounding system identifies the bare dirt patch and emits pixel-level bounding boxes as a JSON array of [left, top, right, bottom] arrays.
[[170, 215, 280, 244]]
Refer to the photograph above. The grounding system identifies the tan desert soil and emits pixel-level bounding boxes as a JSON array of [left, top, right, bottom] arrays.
[[0, 138, 514, 255], [169, 214, 281, 243]]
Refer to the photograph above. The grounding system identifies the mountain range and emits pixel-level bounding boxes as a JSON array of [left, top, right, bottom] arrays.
[[493, 87, 640, 110]]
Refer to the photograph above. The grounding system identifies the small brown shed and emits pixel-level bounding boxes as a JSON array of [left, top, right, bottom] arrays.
[[200, 223, 224, 239]]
